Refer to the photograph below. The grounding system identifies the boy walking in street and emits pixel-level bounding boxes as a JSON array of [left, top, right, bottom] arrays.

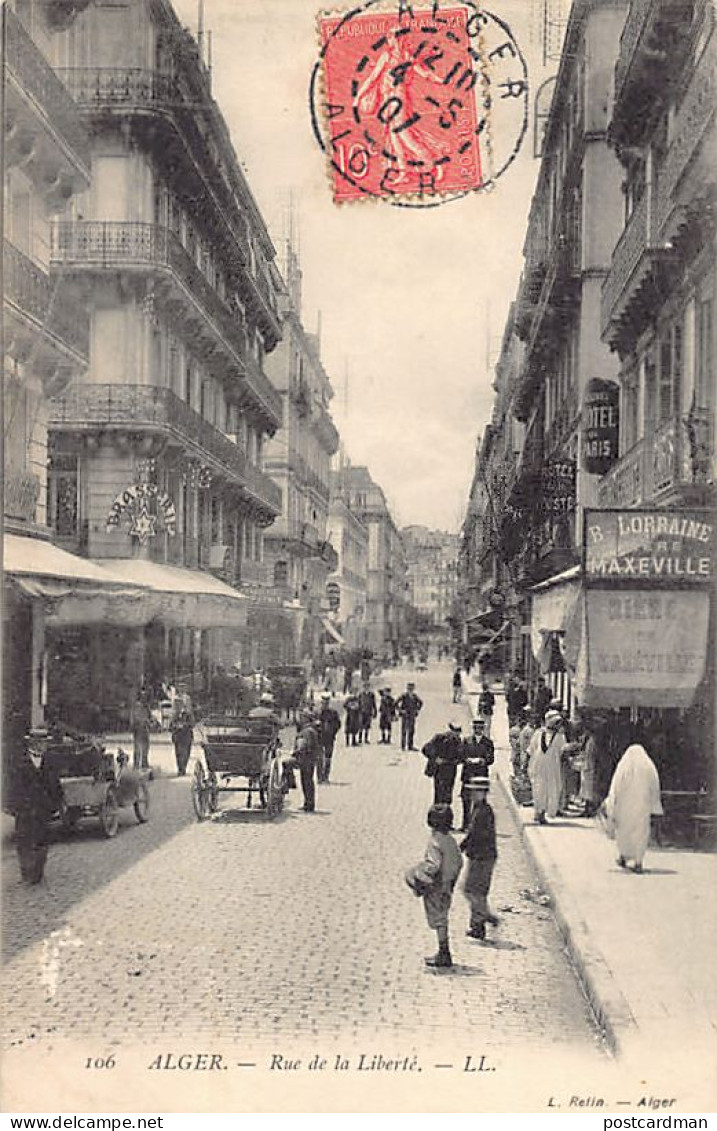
[[405, 803, 462, 969], [460, 777, 499, 941]]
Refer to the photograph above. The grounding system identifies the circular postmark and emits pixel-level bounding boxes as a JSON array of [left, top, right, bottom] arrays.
[[310, 0, 529, 207]]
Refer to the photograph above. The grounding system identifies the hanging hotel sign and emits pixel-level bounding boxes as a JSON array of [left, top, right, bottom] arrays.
[[582, 378, 619, 475], [107, 483, 177, 545], [540, 459, 576, 516], [584, 508, 714, 584]]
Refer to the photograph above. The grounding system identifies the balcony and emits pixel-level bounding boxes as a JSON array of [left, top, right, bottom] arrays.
[[597, 413, 713, 506], [612, 0, 696, 145], [601, 194, 676, 349], [4, 8, 90, 179], [657, 32, 717, 236], [265, 517, 326, 556], [312, 404, 340, 456], [51, 222, 281, 430], [4, 239, 89, 362], [56, 68, 280, 343], [49, 384, 282, 517]]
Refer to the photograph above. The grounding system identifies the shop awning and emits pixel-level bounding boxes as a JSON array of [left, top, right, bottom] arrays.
[[4, 534, 149, 625], [530, 565, 582, 664], [92, 559, 249, 629], [321, 617, 344, 645]]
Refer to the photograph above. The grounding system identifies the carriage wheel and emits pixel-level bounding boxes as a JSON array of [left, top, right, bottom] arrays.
[[100, 786, 120, 838], [191, 763, 208, 821], [206, 772, 219, 813], [266, 763, 284, 820], [134, 782, 150, 824]]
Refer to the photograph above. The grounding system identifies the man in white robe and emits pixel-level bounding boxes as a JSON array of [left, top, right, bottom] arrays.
[[527, 710, 566, 824]]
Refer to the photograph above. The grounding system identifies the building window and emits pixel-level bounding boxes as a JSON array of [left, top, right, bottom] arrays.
[[658, 320, 682, 423], [621, 369, 639, 454], [47, 452, 79, 539], [274, 560, 288, 587]]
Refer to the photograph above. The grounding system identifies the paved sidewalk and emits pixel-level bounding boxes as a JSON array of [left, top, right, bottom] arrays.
[[462, 671, 717, 1070]]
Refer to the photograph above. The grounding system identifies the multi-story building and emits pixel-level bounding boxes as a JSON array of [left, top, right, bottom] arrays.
[[459, 0, 716, 795], [402, 526, 459, 641], [461, 0, 628, 705], [457, 307, 526, 674], [42, 0, 285, 722], [334, 464, 408, 657], [326, 470, 369, 651], [263, 241, 340, 665], [508, 0, 628, 587], [2, 0, 95, 762], [596, 0, 716, 787]]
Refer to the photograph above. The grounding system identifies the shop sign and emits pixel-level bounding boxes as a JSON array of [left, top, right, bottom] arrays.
[[582, 378, 619, 475], [584, 508, 714, 584], [326, 581, 341, 612], [582, 587, 710, 708], [540, 459, 576, 517], [107, 482, 177, 545]]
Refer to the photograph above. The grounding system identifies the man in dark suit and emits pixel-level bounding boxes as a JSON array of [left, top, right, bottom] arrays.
[[460, 717, 495, 830], [423, 723, 464, 806], [396, 682, 423, 751]]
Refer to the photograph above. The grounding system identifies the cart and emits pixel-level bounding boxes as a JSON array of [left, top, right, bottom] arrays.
[[192, 715, 286, 821], [26, 731, 150, 838]]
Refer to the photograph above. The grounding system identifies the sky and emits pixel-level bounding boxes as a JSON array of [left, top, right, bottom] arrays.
[[173, 0, 557, 531]]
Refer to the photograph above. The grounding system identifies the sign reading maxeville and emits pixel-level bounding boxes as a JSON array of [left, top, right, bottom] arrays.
[[584, 508, 714, 583], [582, 378, 619, 475]]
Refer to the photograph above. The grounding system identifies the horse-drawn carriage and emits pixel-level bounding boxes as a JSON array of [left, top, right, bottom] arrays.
[[191, 715, 288, 821]]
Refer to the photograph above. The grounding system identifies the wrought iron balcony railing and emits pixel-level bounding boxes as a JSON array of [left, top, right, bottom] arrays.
[[657, 32, 716, 233], [4, 239, 89, 358], [56, 67, 280, 334], [598, 412, 713, 506], [51, 221, 281, 427], [5, 8, 90, 170], [49, 383, 282, 515]]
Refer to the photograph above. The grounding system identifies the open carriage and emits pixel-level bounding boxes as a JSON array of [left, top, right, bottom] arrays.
[[192, 715, 286, 821]]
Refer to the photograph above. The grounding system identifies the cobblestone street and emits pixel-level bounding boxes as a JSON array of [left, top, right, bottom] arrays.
[[2, 665, 605, 1062]]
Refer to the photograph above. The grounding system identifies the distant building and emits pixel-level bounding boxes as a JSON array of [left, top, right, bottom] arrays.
[[326, 473, 369, 651], [402, 526, 459, 638], [332, 464, 408, 656], [263, 240, 340, 664]]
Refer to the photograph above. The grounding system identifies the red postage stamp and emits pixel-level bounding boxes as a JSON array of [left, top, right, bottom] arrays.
[[312, 1, 529, 207]]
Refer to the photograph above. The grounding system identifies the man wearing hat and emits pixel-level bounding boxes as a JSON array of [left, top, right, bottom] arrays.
[[358, 682, 377, 745], [459, 717, 495, 831], [527, 709, 566, 824], [248, 692, 281, 727], [316, 692, 341, 783], [460, 777, 499, 941], [396, 681, 423, 751], [378, 688, 396, 744], [422, 722, 464, 806], [294, 711, 321, 812]]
